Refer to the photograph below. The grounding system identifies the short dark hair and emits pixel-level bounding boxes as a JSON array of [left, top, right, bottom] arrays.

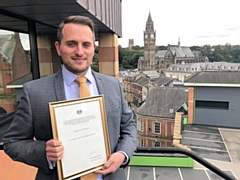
[[57, 15, 95, 43]]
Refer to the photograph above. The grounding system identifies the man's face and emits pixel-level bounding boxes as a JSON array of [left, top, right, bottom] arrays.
[[55, 23, 96, 77]]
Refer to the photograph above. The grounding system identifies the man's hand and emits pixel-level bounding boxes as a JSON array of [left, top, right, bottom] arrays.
[[95, 152, 125, 175], [46, 139, 64, 162]]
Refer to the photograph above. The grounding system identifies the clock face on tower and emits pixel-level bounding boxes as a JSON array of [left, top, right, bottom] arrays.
[[150, 34, 154, 38], [145, 34, 148, 39]]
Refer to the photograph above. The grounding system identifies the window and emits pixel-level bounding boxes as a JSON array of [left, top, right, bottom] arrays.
[[137, 120, 143, 132], [171, 123, 174, 136], [152, 122, 161, 134], [0, 29, 31, 115], [154, 141, 161, 147], [196, 100, 229, 110], [138, 139, 144, 147]]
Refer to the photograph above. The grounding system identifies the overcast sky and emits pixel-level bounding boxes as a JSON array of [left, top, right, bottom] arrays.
[[1, 0, 240, 49], [118, 0, 240, 47]]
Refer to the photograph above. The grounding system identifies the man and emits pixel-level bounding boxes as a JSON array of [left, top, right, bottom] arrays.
[[3, 15, 137, 180]]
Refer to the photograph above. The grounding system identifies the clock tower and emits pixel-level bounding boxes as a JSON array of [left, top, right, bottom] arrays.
[[143, 12, 156, 71]]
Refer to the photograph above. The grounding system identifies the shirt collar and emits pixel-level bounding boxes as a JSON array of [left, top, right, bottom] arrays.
[[62, 65, 94, 86]]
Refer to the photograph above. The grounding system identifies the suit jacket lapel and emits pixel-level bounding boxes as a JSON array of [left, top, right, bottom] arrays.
[[54, 70, 66, 101], [92, 71, 106, 95]]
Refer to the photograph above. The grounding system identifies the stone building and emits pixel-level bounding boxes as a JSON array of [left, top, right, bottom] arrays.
[[122, 72, 139, 104], [138, 13, 208, 74], [166, 62, 240, 82], [123, 70, 159, 105], [132, 76, 149, 106], [128, 39, 134, 51], [138, 12, 156, 71], [132, 74, 180, 107]]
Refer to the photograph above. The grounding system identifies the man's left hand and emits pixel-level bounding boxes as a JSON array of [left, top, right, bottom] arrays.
[[95, 152, 125, 175]]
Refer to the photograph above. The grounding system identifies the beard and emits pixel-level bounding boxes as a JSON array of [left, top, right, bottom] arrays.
[[64, 60, 90, 76]]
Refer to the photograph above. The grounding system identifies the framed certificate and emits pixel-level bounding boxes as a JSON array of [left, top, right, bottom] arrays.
[[49, 95, 111, 180]]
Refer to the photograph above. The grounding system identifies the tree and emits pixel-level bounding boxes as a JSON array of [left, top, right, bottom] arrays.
[[121, 50, 144, 69]]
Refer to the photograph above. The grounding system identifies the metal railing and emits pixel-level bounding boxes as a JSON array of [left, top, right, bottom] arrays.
[[0, 144, 235, 179], [136, 147, 235, 180], [0, 111, 235, 180]]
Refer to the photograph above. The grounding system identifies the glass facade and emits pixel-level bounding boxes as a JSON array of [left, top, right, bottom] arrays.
[[0, 21, 61, 115]]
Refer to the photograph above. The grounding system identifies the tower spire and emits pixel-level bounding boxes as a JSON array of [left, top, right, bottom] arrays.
[[143, 12, 156, 71], [145, 11, 154, 31], [178, 34, 181, 48], [147, 11, 152, 22]]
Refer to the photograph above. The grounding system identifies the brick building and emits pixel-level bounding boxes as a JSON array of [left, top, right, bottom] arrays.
[[135, 87, 188, 147], [0, 33, 30, 114]]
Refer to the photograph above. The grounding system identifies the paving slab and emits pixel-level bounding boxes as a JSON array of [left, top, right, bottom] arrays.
[[180, 168, 209, 180], [182, 131, 223, 141], [155, 167, 181, 180], [190, 147, 230, 162], [128, 166, 154, 180], [126, 125, 240, 180]]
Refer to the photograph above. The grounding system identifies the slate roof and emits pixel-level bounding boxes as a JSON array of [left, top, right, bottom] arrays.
[[166, 62, 240, 73], [170, 46, 194, 58], [156, 50, 167, 58], [150, 76, 174, 86], [134, 76, 149, 86], [184, 71, 240, 84], [138, 56, 144, 62], [142, 70, 159, 78], [6, 73, 32, 88], [155, 46, 194, 58], [136, 87, 188, 118]]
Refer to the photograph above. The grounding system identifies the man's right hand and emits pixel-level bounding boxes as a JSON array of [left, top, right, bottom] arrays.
[[46, 139, 64, 162]]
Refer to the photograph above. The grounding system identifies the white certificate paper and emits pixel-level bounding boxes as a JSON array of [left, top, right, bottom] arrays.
[[49, 95, 110, 180]]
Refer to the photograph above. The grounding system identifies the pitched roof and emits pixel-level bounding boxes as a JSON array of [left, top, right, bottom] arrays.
[[151, 76, 174, 86], [184, 71, 240, 85], [167, 62, 240, 73], [136, 87, 188, 118], [170, 46, 194, 58], [156, 50, 167, 58], [134, 76, 149, 86], [138, 56, 144, 62], [155, 46, 194, 58], [6, 73, 32, 88], [142, 70, 159, 78]]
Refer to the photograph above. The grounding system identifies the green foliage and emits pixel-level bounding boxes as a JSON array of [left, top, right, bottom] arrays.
[[92, 46, 99, 71], [93, 53, 98, 62], [118, 45, 124, 65], [201, 44, 240, 63], [24, 50, 31, 61], [132, 45, 143, 50], [95, 43, 240, 71], [121, 47, 144, 69], [156, 46, 167, 51], [91, 64, 99, 72]]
